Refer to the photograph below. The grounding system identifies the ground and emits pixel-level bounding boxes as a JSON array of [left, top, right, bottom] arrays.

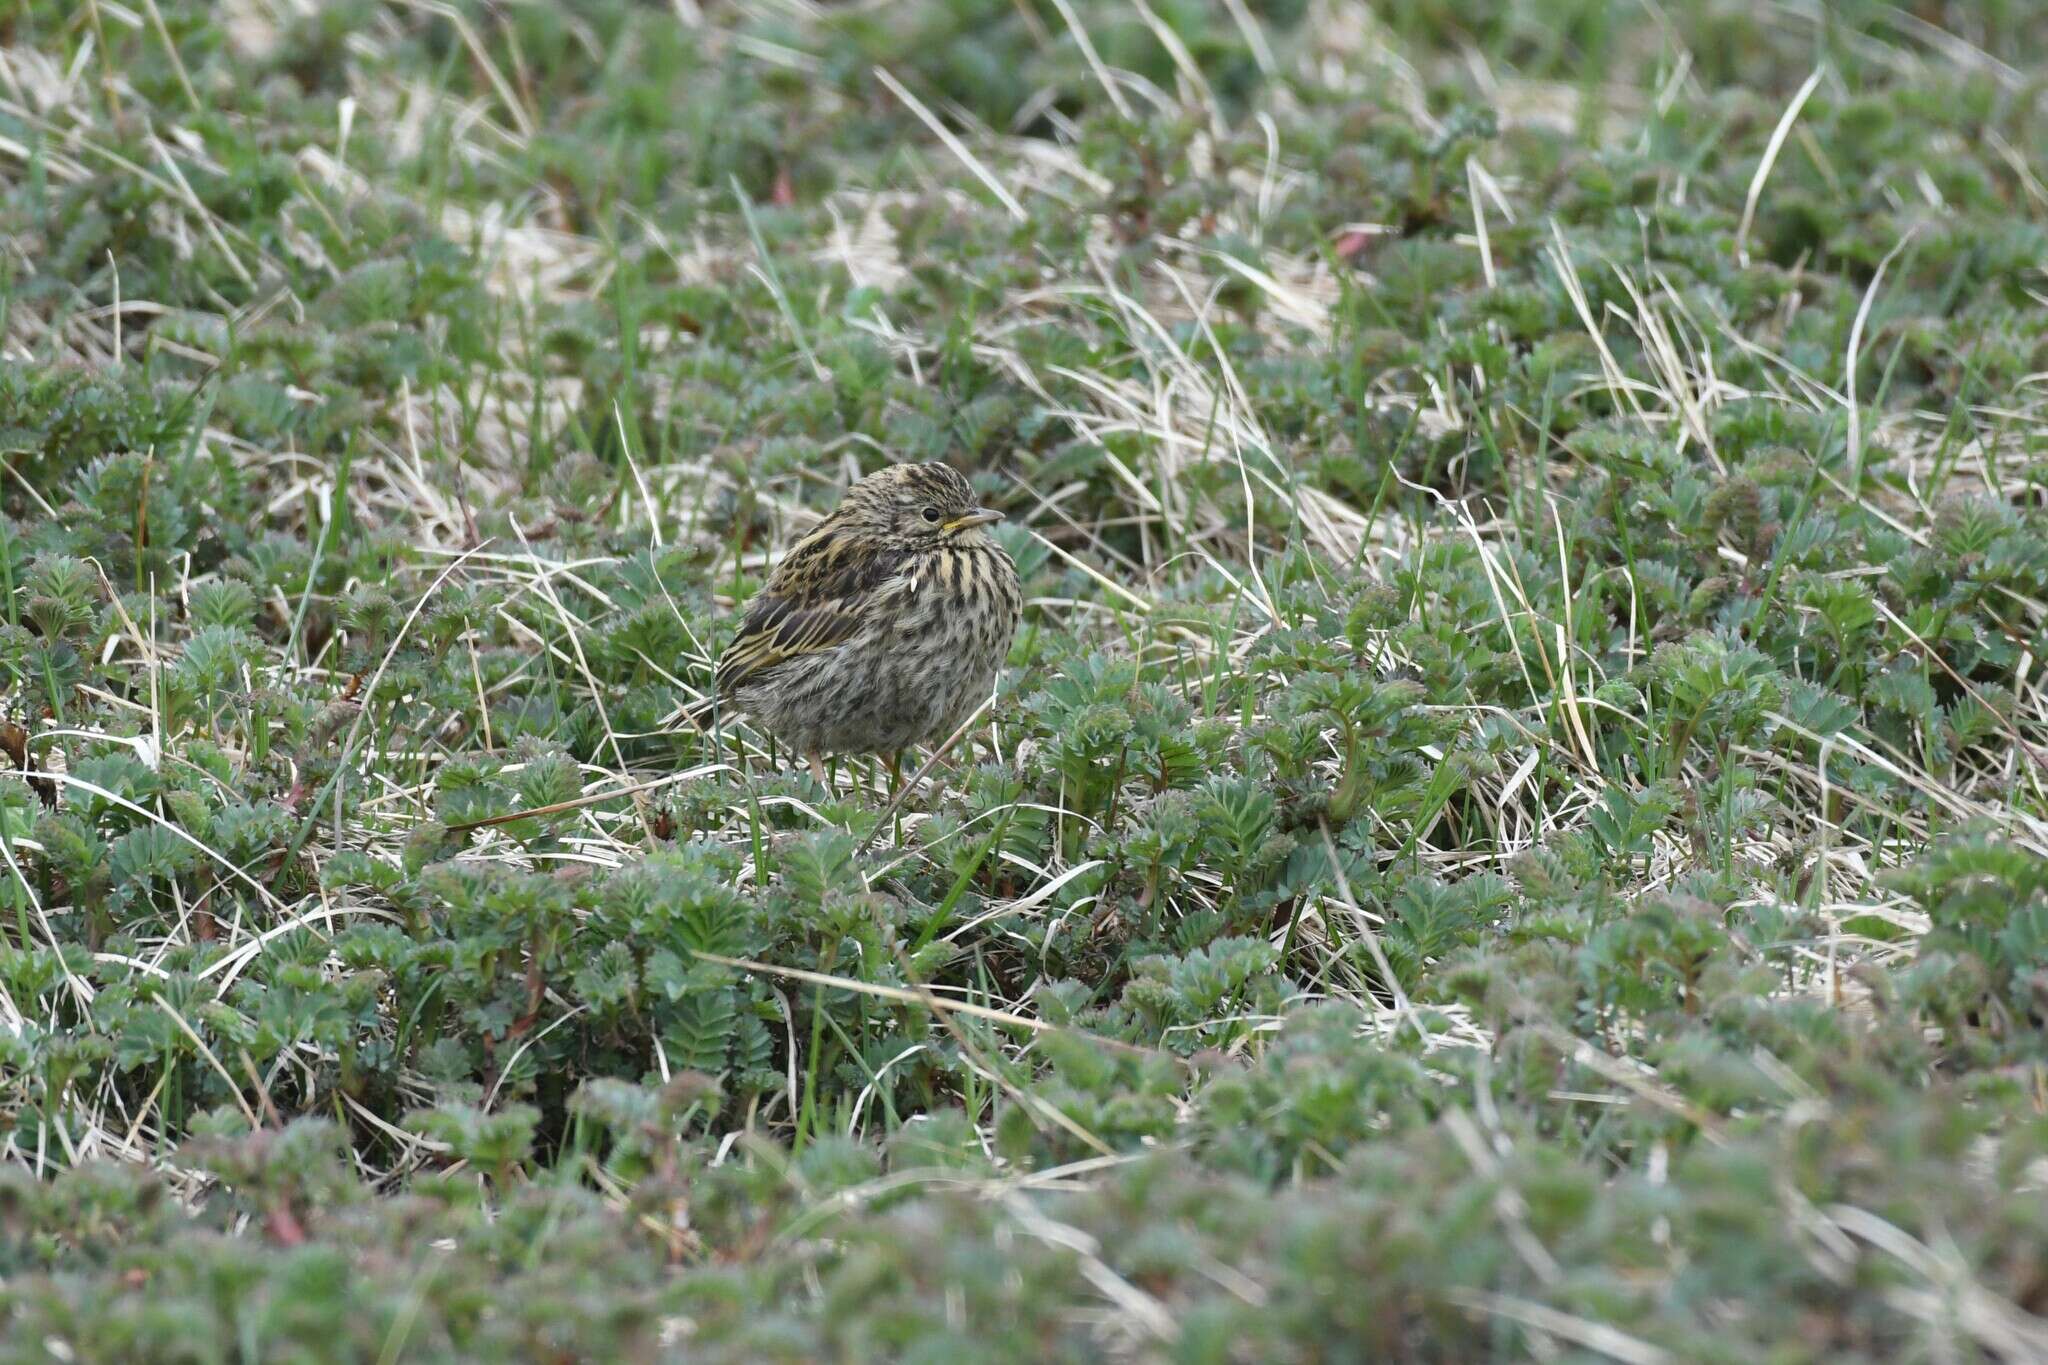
[[3, 0, 2048, 1360]]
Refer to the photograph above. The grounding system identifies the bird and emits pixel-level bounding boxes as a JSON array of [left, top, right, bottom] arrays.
[[705, 462, 1022, 788]]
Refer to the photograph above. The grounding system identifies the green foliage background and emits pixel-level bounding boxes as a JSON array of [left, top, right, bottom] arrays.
[[3, 0, 2048, 1359]]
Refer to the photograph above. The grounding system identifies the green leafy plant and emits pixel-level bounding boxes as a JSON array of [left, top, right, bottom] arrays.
[[4, 1, 2047, 1359]]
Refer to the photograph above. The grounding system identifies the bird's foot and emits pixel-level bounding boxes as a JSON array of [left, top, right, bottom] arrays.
[[808, 752, 829, 787]]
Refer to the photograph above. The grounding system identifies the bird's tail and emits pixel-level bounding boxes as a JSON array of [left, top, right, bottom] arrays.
[[657, 693, 721, 732]]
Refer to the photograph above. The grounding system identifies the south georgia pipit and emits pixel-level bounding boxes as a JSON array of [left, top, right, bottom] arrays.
[[686, 462, 1022, 792]]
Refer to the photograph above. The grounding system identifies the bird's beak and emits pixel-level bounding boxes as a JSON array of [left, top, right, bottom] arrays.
[[943, 508, 1004, 533]]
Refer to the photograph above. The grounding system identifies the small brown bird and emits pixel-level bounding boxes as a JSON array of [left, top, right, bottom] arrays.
[[711, 462, 1022, 786]]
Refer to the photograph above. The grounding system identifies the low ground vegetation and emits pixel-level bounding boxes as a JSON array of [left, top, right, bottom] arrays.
[[3, 0, 2048, 1359]]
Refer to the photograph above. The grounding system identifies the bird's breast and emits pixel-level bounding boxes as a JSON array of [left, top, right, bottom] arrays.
[[886, 547, 1019, 645]]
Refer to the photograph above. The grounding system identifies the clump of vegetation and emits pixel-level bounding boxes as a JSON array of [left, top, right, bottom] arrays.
[[3, 0, 2047, 1358]]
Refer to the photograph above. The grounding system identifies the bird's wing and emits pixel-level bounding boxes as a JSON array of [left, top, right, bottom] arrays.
[[714, 529, 907, 697]]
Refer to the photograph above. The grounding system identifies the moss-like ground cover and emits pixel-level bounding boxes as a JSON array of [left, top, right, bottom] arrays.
[[3, 1, 2048, 1359]]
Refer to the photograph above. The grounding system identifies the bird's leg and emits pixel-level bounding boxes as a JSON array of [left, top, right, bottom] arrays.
[[886, 751, 904, 840], [807, 751, 828, 787]]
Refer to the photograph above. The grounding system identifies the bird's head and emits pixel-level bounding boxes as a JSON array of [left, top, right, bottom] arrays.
[[834, 462, 1004, 549]]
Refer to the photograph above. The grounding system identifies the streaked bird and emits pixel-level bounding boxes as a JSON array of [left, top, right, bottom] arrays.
[[706, 462, 1022, 786]]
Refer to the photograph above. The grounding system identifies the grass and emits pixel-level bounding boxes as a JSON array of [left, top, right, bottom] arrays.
[[3, 0, 2048, 1359]]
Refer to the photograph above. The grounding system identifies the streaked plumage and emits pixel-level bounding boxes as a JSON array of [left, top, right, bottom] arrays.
[[713, 462, 1021, 781]]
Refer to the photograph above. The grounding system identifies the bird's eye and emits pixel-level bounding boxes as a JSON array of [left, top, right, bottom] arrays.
[[921, 506, 942, 523]]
